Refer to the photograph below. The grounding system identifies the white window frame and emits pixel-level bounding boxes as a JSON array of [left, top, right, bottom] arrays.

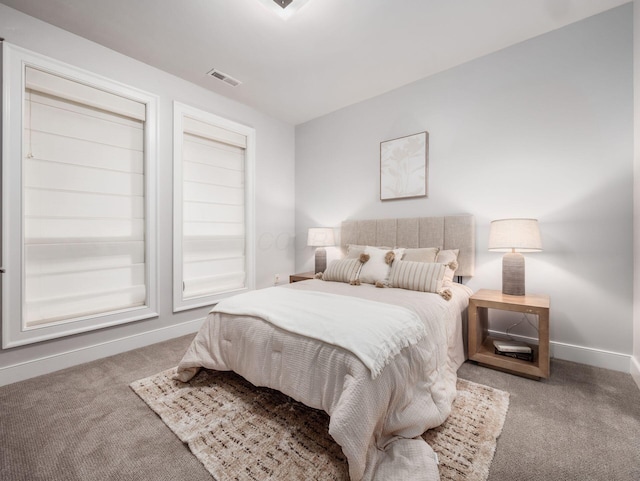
[[1, 43, 158, 348], [173, 102, 255, 312]]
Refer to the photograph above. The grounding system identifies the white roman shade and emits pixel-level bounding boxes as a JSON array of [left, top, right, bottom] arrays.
[[183, 116, 246, 149], [181, 115, 248, 299], [26, 67, 146, 121], [23, 66, 147, 327]]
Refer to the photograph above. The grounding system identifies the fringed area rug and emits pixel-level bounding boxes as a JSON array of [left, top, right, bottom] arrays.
[[130, 369, 509, 481]]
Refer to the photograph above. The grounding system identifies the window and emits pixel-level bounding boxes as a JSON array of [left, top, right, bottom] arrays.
[[173, 102, 255, 311], [1, 43, 158, 347]]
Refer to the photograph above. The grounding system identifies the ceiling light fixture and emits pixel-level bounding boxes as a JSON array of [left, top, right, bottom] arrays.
[[256, 0, 312, 19], [273, 0, 294, 8]]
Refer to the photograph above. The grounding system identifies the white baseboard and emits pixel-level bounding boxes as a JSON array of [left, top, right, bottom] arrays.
[[631, 355, 640, 391], [487, 329, 632, 373], [0, 318, 204, 387], [3, 323, 634, 388]]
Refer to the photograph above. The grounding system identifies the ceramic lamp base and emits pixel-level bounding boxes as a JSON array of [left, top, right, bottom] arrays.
[[314, 247, 327, 273], [502, 252, 525, 296]]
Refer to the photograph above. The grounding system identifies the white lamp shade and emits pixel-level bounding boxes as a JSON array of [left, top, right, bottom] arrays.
[[488, 218, 542, 253], [307, 227, 335, 247]]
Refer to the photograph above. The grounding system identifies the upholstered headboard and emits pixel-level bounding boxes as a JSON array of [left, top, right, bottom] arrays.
[[340, 215, 475, 277]]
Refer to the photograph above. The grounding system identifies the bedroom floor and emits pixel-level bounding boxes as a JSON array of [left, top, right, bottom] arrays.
[[458, 360, 640, 481], [1, 335, 639, 481]]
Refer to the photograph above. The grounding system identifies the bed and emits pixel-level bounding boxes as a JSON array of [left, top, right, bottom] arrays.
[[175, 215, 475, 481]]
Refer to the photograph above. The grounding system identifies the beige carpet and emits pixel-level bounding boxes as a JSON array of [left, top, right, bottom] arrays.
[[131, 368, 509, 481]]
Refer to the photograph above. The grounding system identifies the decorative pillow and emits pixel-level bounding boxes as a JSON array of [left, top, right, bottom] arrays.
[[358, 246, 405, 285], [322, 258, 363, 284], [402, 247, 440, 263], [345, 244, 392, 259], [345, 244, 366, 259], [388, 260, 447, 294], [436, 249, 460, 286]]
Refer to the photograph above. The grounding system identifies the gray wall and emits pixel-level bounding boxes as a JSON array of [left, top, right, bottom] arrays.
[[0, 4, 296, 384], [296, 6, 634, 371]]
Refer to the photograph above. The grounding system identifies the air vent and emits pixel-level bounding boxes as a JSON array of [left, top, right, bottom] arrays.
[[206, 69, 242, 87]]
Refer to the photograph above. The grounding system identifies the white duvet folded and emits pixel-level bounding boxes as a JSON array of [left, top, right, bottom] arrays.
[[212, 286, 426, 378]]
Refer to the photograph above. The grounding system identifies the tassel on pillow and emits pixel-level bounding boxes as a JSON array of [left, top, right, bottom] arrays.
[[437, 288, 452, 301], [350, 279, 361, 286], [359, 253, 370, 263], [375, 280, 386, 288], [384, 251, 395, 265]]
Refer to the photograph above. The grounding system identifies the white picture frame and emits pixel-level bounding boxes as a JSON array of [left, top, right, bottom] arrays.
[[380, 131, 428, 201]]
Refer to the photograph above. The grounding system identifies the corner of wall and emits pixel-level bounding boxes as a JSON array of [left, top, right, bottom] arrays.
[[633, 0, 640, 390], [631, 355, 640, 391]]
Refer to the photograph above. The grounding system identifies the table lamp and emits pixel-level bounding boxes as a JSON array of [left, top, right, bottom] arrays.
[[307, 227, 335, 273], [488, 218, 542, 296]]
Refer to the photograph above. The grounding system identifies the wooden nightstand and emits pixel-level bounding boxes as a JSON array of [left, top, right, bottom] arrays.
[[468, 289, 550, 379], [289, 272, 316, 283]]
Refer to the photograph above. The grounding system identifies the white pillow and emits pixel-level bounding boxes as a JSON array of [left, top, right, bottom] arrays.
[[402, 247, 440, 263], [345, 244, 392, 259], [436, 249, 459, 286], [358, 246, 405, 285], [388, 260, 446, 293]]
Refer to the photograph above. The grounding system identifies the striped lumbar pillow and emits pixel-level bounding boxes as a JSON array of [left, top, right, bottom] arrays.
[[388, 260, 447, 293], [322, 258, 363, 283]]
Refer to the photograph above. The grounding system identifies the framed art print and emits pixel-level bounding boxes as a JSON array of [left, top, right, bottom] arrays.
[[380, 131, 428, 201]]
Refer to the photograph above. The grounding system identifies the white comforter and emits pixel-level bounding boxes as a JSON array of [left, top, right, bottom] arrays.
[[176, 280, 472, 481], [211, 287, 428, 378]]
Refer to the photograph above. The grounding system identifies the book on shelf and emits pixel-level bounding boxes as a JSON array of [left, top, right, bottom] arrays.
[[494, 347, 534, 362], [492, 339, 532, 353]]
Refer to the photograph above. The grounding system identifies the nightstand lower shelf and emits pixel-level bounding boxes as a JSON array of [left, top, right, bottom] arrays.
[[470, 335, 543, 379]]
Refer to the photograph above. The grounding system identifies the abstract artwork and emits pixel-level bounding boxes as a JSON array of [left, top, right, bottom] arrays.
[[380, 131, 428, 201]]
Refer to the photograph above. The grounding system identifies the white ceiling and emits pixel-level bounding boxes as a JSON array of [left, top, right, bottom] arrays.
[[0, 0, 630, 125]]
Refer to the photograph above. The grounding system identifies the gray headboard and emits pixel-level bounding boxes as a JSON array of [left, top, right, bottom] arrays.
[[340, 215, 475, 277]]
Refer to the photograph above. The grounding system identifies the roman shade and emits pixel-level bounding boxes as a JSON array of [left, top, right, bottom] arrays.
[[26, 66, 146, 121], [23, 66, 147, 327], [180, 116, 247, 299]]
